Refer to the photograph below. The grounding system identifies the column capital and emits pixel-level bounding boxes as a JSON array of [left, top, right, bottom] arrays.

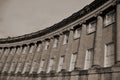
[[97, 15, 103, 20]]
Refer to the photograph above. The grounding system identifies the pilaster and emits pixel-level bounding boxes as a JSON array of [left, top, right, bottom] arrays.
[[93, 15, 104, 67]]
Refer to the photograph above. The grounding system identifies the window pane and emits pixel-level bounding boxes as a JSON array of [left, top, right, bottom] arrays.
[[37, 44, 41, 52], [63, 33, 69, 45], [104, 43, 114, 67], [57, 56, 64, 72], [44, 40, 50, 50], [104, 10, 115, 26], [84, 49, 93, 69], [69, 53, 77, 71], [53, 38, 59, 48], [87, 20, 96, 34], [74, 28, 81, 39], [29, 45, 34, 53]]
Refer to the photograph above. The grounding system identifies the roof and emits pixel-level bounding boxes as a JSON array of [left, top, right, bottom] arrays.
[[0, 0, 108, 43]]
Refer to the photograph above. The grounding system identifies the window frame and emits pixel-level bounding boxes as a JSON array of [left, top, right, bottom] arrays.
[[84, 48, 94, 70], [63, 32, 69, 45], [104, 42, 115, 67], [44, 40, 50, 50], [74, 27, 81, 39], [53, 37, 59, 48], [103, 10, 116, 27], [57, 56, 65, 72], [87, 20, 96, 34], [69, 53, 77, 71]]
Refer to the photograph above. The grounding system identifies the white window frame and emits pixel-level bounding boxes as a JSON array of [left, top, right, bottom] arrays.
[[104, 43, 114, 67], [84, 48, 93, 70], [4, 48, 9, 55], [36, 44, 41, 52], [87, 20, 96, 34], [69, 53, 77, 71], [0, 48, 3, 54], [9, 48, 16, 55], [29, 45, 34, 53], [22, 46, 27, 54], [44, 40, 50, 50], [63, 33, 69, 45], [53, 37, 59, 48], [104, 10, 115, 26], [47, 58, 54, 73], [74, 28, 81, 39], [57, 56, 65, 72], [16, 47, 21, 54]]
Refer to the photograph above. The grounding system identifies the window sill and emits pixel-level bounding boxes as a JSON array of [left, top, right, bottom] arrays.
[[74, 37, 80, 40], [62, 43, 68, 45], [103, 22, 116, 28], [87, 31, 96, 35]]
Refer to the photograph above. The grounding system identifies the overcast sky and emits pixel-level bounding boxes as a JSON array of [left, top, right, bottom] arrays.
[[0, 0, 93, 38]]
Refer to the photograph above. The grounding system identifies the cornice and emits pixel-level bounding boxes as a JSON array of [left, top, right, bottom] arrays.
[[0, 0, 109, 44], [117, 0, 120, 4]]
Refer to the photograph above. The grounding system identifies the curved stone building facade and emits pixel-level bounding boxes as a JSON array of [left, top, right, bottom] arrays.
[[0, 0, 120, 80]]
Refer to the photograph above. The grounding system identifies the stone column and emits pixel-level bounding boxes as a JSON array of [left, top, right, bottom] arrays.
[[16, 45, 29, 73], [0, 48, 4, 59], [0, 48, 10, 72], [32, 43, 42, 73], [116, 0, 120, 64], [93, 15, 104, 67], [76, 24, 87, 69], [2, 47, 16, 72], [54, 34, 64, 71], [29, 44, 38, 74], [43, 38, 54, 73], [14, 46, 22, 73], [26, 44, 37, 73], [112, 1, 120, 80], [63, 29, 74, 71]]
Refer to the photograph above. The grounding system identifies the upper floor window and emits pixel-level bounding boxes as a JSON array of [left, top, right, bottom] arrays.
[[104, 10, 115, 26], [104, 43, 114, 67], [63, 32, 69, 45], [9, 48, 16, 55], [84, 48, 93, 70], [74, 27, 81, 39], [16, 47, 21, 54], [69, 53, 77, 71], [37, 43, 41, 52], [87, 20, 96, 34], [22, 46, 27, 54], [29, 45, 34, 53], [53, 37, 59, 48], [4, 48, 9, 55], [44, 40, 50, 50]]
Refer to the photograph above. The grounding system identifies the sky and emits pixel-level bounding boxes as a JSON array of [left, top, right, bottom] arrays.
[[0, 0, 93, 38]]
